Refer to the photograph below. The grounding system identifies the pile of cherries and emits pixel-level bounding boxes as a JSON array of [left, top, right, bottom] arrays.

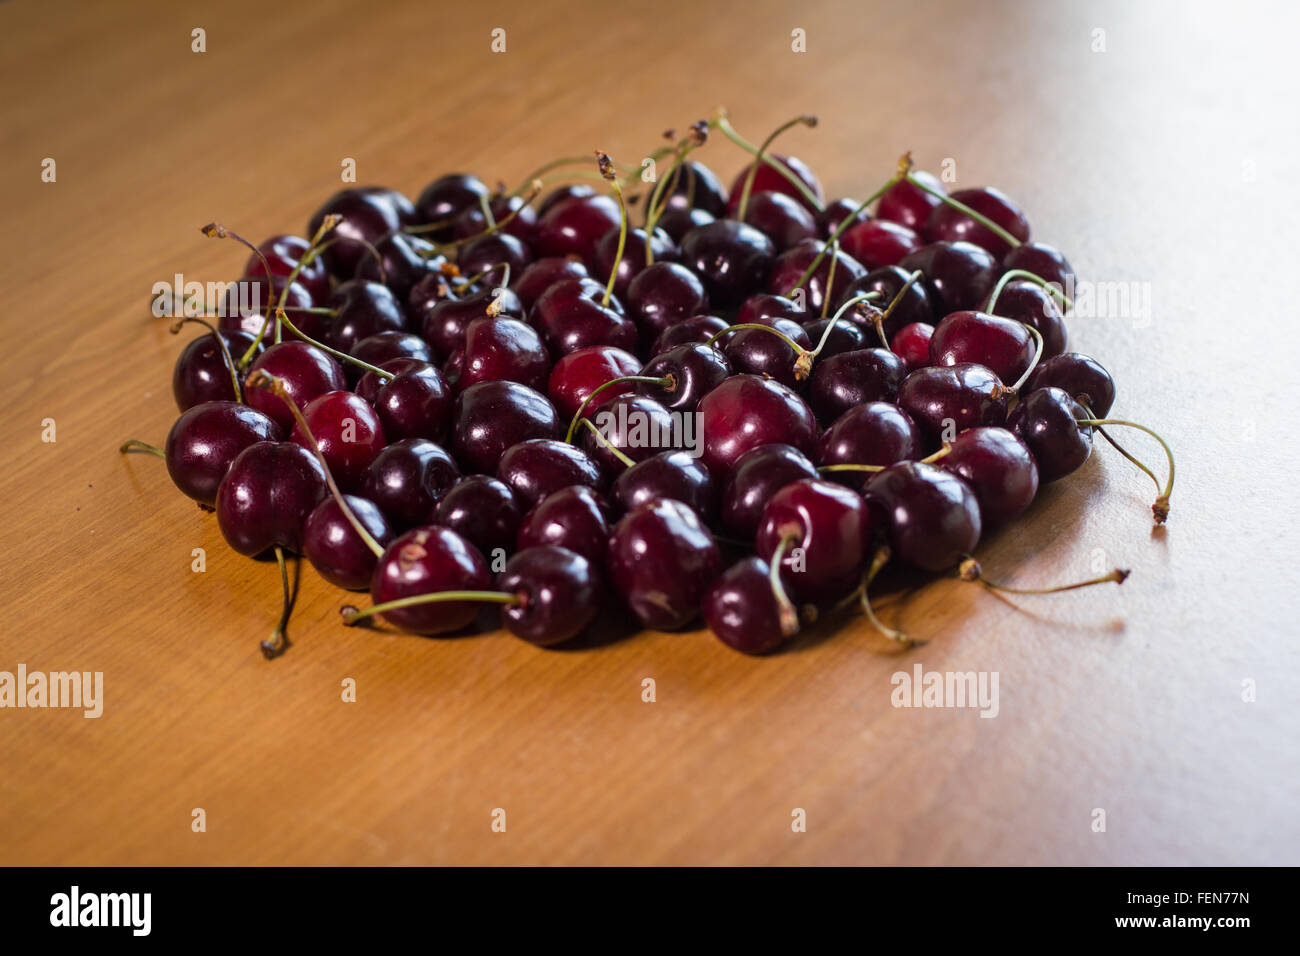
[[124, 112, 1174, 657]]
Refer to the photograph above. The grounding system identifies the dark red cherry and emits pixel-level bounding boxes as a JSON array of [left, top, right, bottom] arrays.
[[546, 345, 641, 421], [816, 198, 870, 239], [608, 498, 721, 630], [172, 329, 259, 411], [612, 450, 717, 523], [302, 495, 394, 590], [982, 280, 1067, 359], [357, 186, 418, 227], [876, 170, 946, 231], [350, 332, 433, 383], [1023, 353, 1114, 417], [512, 256, 589, 312], [900, 241, 1000, 315], [355, 358, 452, 442], [217, 275, 314, 338], [215, 441, 328, 555], [498, 546, 599, 646], [720, 443, 818, 538], [1008, 387, 1093, 481], [766, 238, 867, 315], [432, 475, 523, 557], [891, 322, 934, 371], [697, 374, 819, 477], [655, 205, 715, 243], [308, 188, 404, 276], [422, 287, 525, 358], [840, 219, 923, 270], [742, 190, 818, 251], [703, 557, 793, 655], [801, 317, 867, 359], [244, 234, 330, 303], [679, 219, 776, 308], [838, 265, 937, 339], [736, 292, 808, 328], [626, 262, 710, 340], [531, 277, 637, 355], [456, 232, 533, 288], [164, 401, 281, 505], [359, 437, 459, 529], [453, 316, 550, 393], [453, 381, 561, 475], [816, 402, 921, 491], [756, 478, 871, 603], [289, 390, 386, 492], [414, 173, 491, 240], [537, 184, 596, 217], [720, 326, 804, 389], [938, 426, 1039, 526], [1002, 241, 1076, 292], [807, 347, 907, 424], [897, 363, 1008, 442], [353, 232, 434, 301], [368, 526, 491, 634], [579, 394, 677, 477], [655, 159, 728, 217], [930, 310, 1035, 384], [534, 193, 621, 263], [924, 186, 1031, 257], [326, 280, 407, 355], [453, 194, 538, 244], [726, 153, 824, 213], [592, 226, 675, 300], [650, 315, 729, 354], [496, 439, 603, 508], [245, 341, 346, 432], [638, 342, 731, 412], [516, 485, 611, 567], [864, 461, 981, 572]]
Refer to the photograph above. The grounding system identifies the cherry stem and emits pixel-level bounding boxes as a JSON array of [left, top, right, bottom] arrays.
[[564, 375, 674, 443], [904, 173, 1022, 249], [705, 322, 805, 355], [273, 307, 394, 382], [119, 439, 164, 458], [798, 291, 883, 378], [244, 370, 386, 557], [476, 191, 497, 229], [596, 151, 627, 306], [768, 532, 803, 638], [1081, 403, 1161, 496], [201, 221, 275, 293], [819, 240, 839, 319], [421, 181, 542, 255], [506, 156, 604, 199], [736, 114, 818, 221], [958, 556, 1130, 594], [644, 122, 709, 255], [260, 546, 294, 659], [455, 261, 512, 294], [788, 167, 906, 293], [1008, 323, 1044, 394], [1076, 418, 1175, 524], [875, 269, 925, 349], [169, 316, 242, 402], [576, 417, 635, 469], [341, 590, 517, 626], [818, 443, 950, 474], [713, 109, 825, 212], [272, 214, 341, 345], [859, 545, 914, 646], [985, 268, 1073, 314]]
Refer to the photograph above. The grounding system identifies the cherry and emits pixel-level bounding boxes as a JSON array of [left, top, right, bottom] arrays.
[[578, 393, 677, 477], [807, 347, 907, 423], [900, 241, 999, 315], [697, 374, 819, 476], [816, 197, 871, 239], [1024, 353, 1115, 417], [245, 341, 346, 432], [531, 277, 637, 355], [512, 256, 589, 312], [727, 153, 824, 213], [816, 401, 921, 491], [496, 438, 603, 508], [453, 194, 538, 244], [308, 188, 404, 276], [929, 310, 1036, 385], [1008, 386, 1092, 481], [497, 546, 599, 646], [355, 358, 452, 442], [938, 426, 1039, 526], [654, 158, 728, 217], [516, 485, 611, 567], [678, 219, 776, 307], [414, 173, 492, 240], [650, 314, 729, 354], [703, 557, 794, 655], [611, 450, 716, 523], [173, 328, 258, 411], [592, 226, 675, 300], [755, 478, 871, 603], [451, 316, 550, 393], [655, 206, 715, 243], [244, 234, 330, 303], [864, 461, 981, 572], [537, 184, 595, 217], [897, 362, 1009, 441], [215, 440, 328, 555], [325, 280, 407, 355], [838, 265, 937, 340], [303, 495, 395, 590], [876, 169, 946, 231], [456, 232, 533, 289], [891, 322, 934, 371], [547, 345, 641, 421], [924, 186, 1030, 257], [452, 380, 561, 474], [840, 219, 923, 270], [162, 401, 281, 505], [982, 279, 1067, 359], [626, 262, 710, 340], [742, 190, 819, 251], [289, 390, 386, 492], [357, 186, 418, 227], [735, 292, 808, 328], [350, 331, 433, 381], [423, 287, 525, 358], [365, 526, 493, 634], [801, 317, 867, 358], [353, 232, 435, 301], [534, 193, 621, 263], [432, 475, 523, 557], [638, 342, 731, 412], [608, 498, 721, 630], [765, 238, 866, 314], [359, 437, 459, 529], [217, 275, 314, 338], [720, 443, 819, 538], [1002, 241, 1076, 292]]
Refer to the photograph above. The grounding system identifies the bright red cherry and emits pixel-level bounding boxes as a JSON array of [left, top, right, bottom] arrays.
[[924, 186, 1031, 257], [547, 345, 641, 421], [876, 170, 946, 231], [890, 322, 934, 371], [697, 375, 819, 477], [840, 219, 923, 270], [929, 311, 1036, 385]]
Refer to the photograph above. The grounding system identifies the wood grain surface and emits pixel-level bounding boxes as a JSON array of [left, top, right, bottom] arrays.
[[1, 0, 1297, 866]]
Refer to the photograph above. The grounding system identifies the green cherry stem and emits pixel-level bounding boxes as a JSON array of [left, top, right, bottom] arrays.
[[419, 181, 543, 255], [169, 316, 243, 402], [859, 545, 914, 646], [272, 307, 394, 382], [260, 546, 295, 659], [985, 268, 1073, 314], [119, 439, 164, 458], [272, 214, 342, 344], [873, 269, 925, 348], [341, 590, 517, 627], [818, 442, 951, 475], [1008, 323, 1045, 394], [595, 151, 627, 306], [904, 173, 1022, 249], [768, 532, 803, 638], [1076, 418, 1176, 524], [713, 108, 825, 212], [1079, 403, 1161, 497], [644, 121, 710, 256], [798, 291, 882, 376], [576, 418, 635, 468], [736, 114, 818, 222], [958, 557, 1129, 594], [564, 375, 674, 444], [506, 155, 605, 199]]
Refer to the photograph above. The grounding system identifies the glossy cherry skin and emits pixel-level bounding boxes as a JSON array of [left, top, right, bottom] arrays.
[[719, 326, 798, 389], [516, 485, 611, 567], [215, 441, 328, 556], [164, 401, 282, 505], [983, 280, 1067, 359], [357, 186, 418, 227], [727, 153, 824, 213], [512, 256, 589, 312], [655, 159, 729, 217], [742, 190, 818, 251], [703, 556, 793, 655], [497, 546, 599, 646], [656, 206, 715, 243], [897, 363, 1008, 441], [350, 332, 434, 385], [453, 381, 561, 475], [638, 343, 731, 412], [900, 241, 1000, 316], [876, 170, 946, 231], [864, 461, 982, 572], [592, 226, 675, 300], [414, 173, 491, 240], [1024, 353, 1114, 417], [1008, 387, 1093, 482], [307, 188, 404, 276], [579, 394, 678, 478], [930, 311, 1035, 384], [678, 219, 776, 308], [288, 390, 386, 492], [766, 238, 867, 315], [838, 265, 937, 339], [422, 287, 525, 358], [245, 341, 346, 432], [547, 345, 641, 421], [496, 439, 603, 508], [368, 526, 492, 635], [244, 234, 331, 304], [802, 317, 867, 359], [924, 186, 1031, 257], [451, 316, 550, 393], [353, 232, 434, 301], [302, 495, 395, 590], [697, 375, 819, 477], [756, 478, 872, 603], [841, 219, 923, 270], [432, 475, 523, 557], [720, 443, 819, 538], [816, 402, 922, 492], [456, 233, 533, 290], [938, 427, 1039, 526], [325, 280, 407, 355], [807, 347, 907, 424], [217, 275, 314, 338], [534, 193, 622, 263], [891, 322, 934, 371], [627, 261, 710, 340], [173, 329, 259, 411], [612, 450, 717, 524], [532, 279, 638, 355], [816, 197, 870, 238], [651, 315, 729, 354], [359, 437, 459, 529], [736, 292, 810, 328], [355, 358, 452, 442], [454, 194, 538, 244], [608, 498, 721, 630], [1002, 241, 1076, 293]]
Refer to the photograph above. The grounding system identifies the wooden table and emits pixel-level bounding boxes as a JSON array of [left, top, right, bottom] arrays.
[[2, 0, 1296, 866]]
